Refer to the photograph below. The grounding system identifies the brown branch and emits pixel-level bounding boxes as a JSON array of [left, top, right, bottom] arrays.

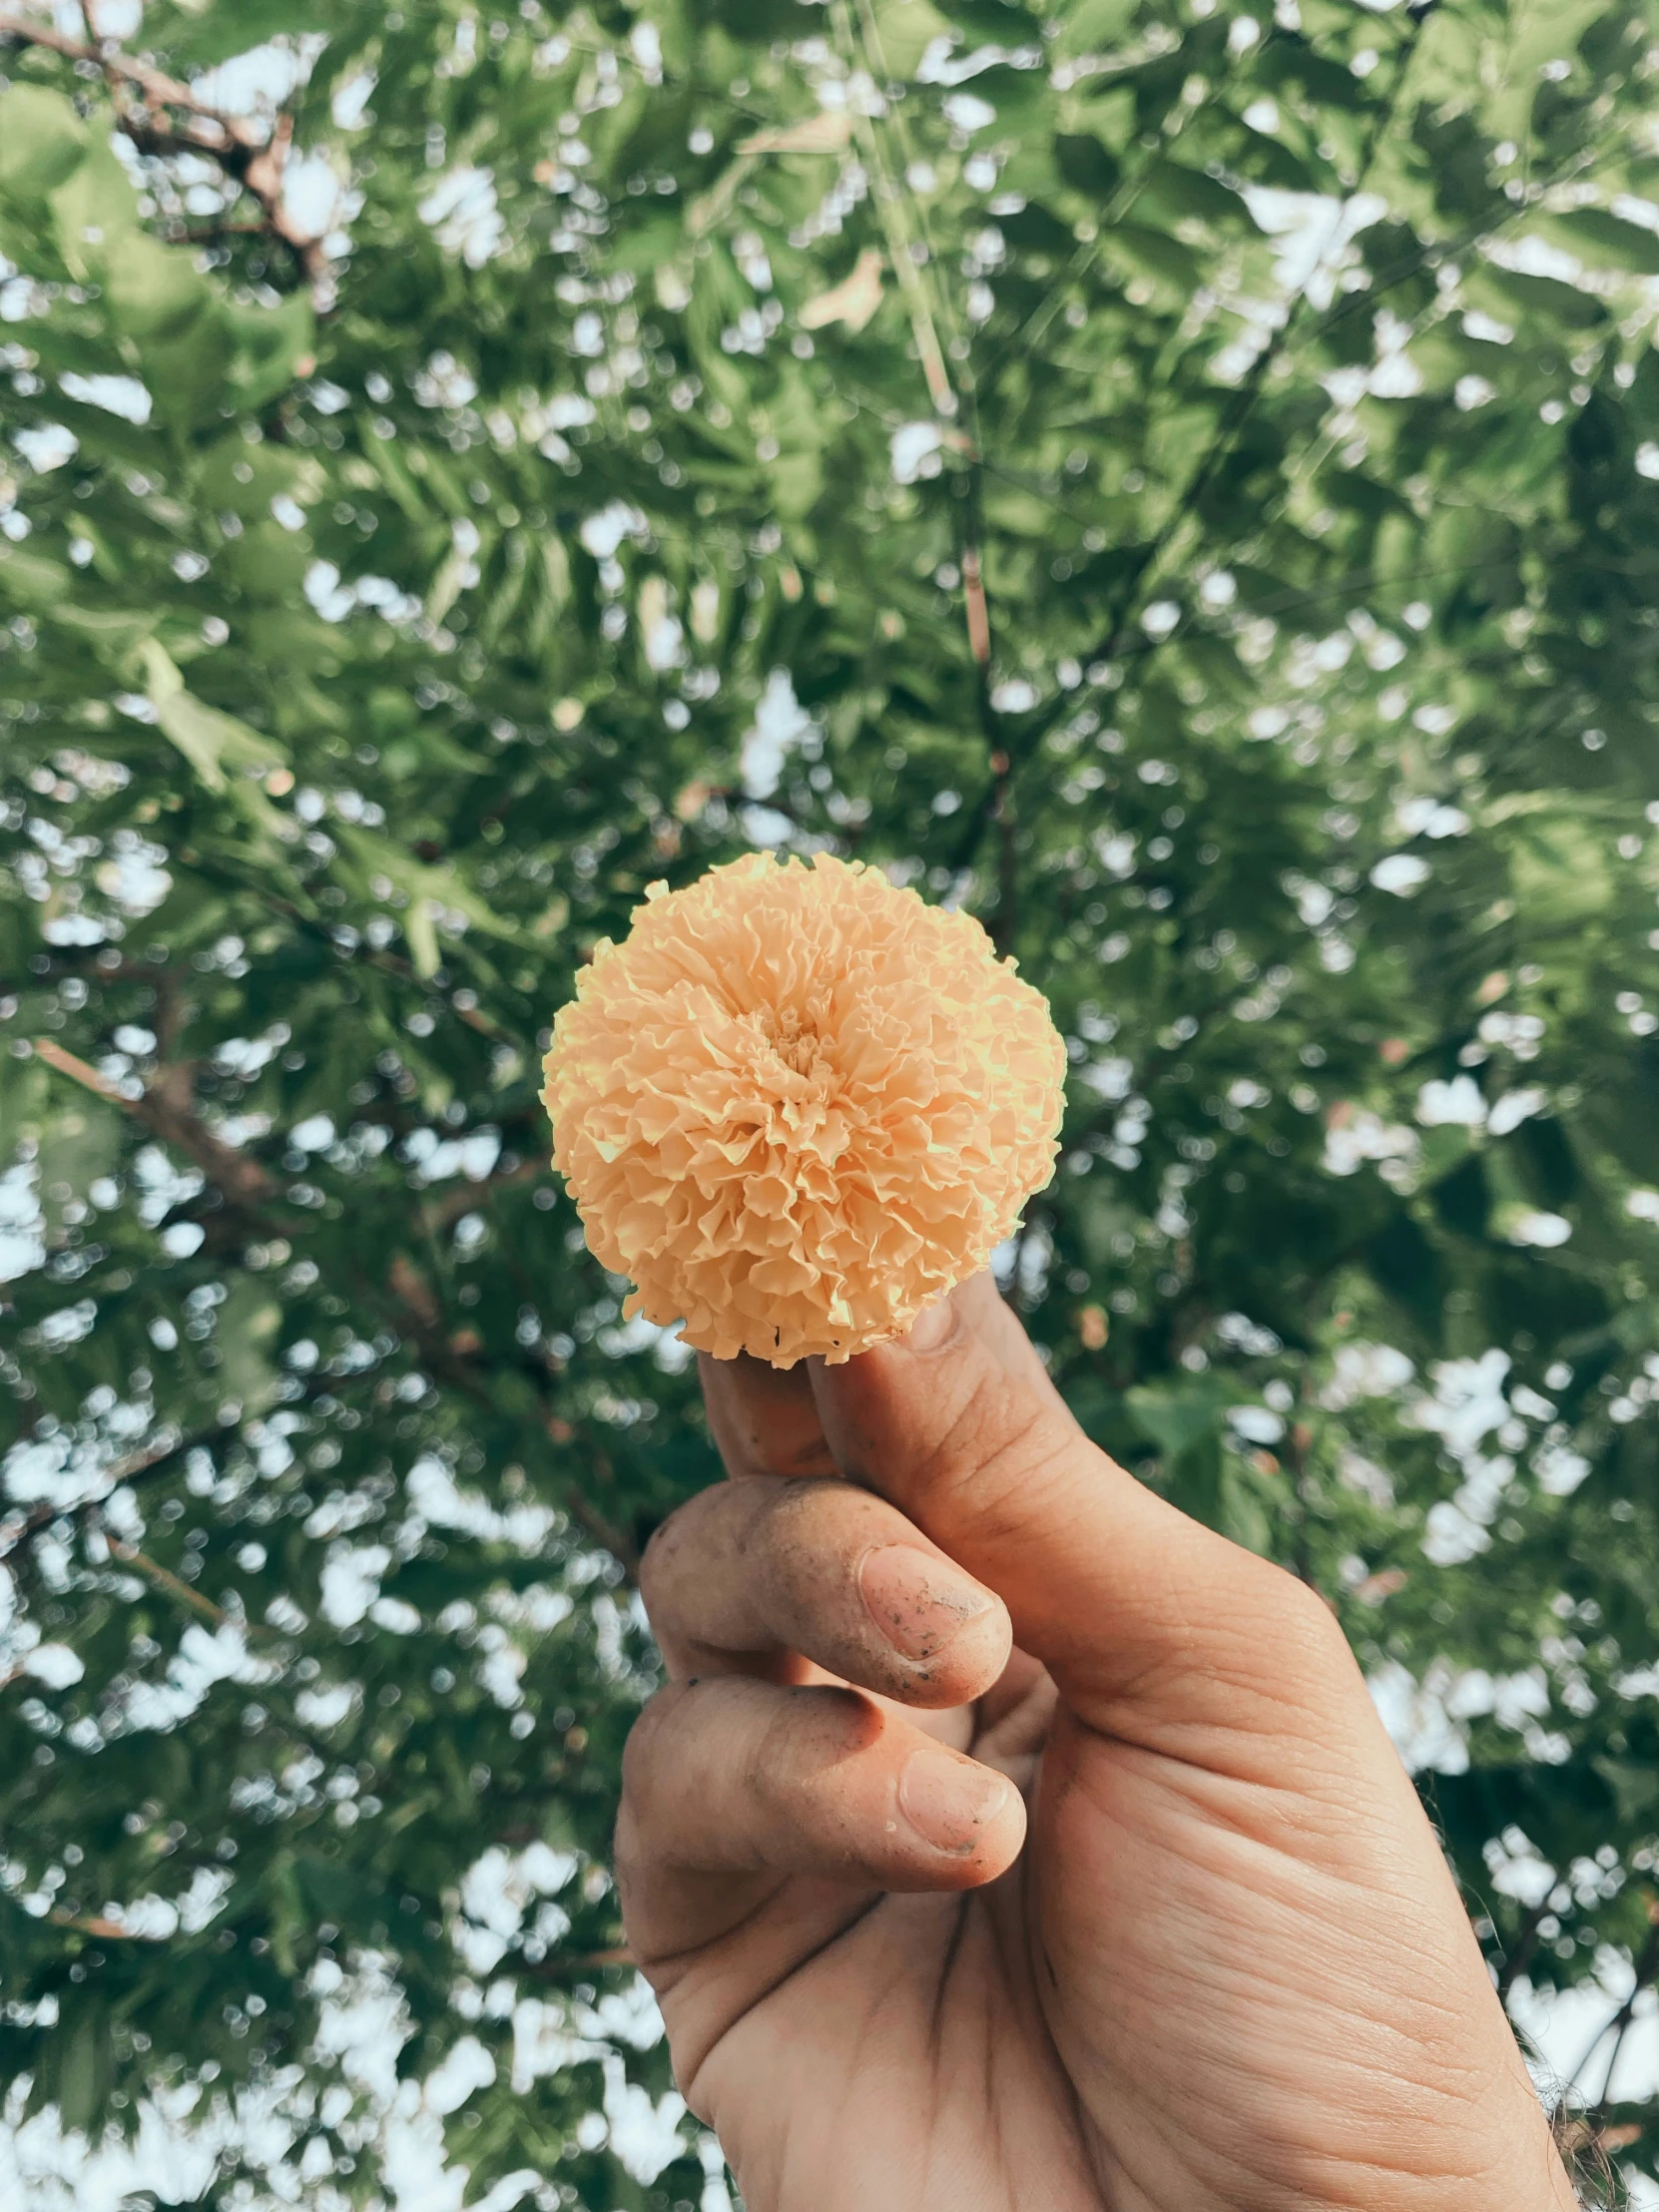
[[0, 1364, 383, 1565], [49, 1909, 144, 1940], [0, 10, 326, 285], [560, 1479, 640, 1584], [35, 1036, 276, 1210], [387, 1252, 442, 1335], [1568, 1906, 1659, 2097], [152, 963, 188, 1062], [835, 0, 954, 417], [946, 5, 1439, 887], [0, 1428, 198, 1561], [957, 473, 1015, 947], [2, 1532, 228, 1690], [0, 8, 211, 119], [31, 1059, 635, 1593], [358, 1247, 641, 1587], [961, 545, 991, 669], [30, 1036, 125, 1106], [219, 874, 517, 1043], [104, 1535, 232, 1628], [421, 1156, 542, 1236], [178, 222, 270, 246], [990, 743, 1015, 952], [521, 1943, 634, 1980]]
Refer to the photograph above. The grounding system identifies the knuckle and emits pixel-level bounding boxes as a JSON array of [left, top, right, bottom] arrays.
[[750, 1685, 871, 1816], [1231, 1552, 1354, 1680], [619, 1680, 687, 1812], [636, 1514, 681, 1624], [916, 1370, 1067, 1537], [637, 1485, 725, 1622], [1273, 1565, 1354, 1667], [755, 1473, 843, 1554]]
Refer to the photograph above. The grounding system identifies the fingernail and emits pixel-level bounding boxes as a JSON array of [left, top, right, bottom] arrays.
[[859, 1544, 995, 1662], [904, 1296, 955, 1353], [898, 1749, 1009, 1856]]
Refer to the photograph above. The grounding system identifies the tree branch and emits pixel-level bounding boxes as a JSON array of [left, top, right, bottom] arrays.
[[49, 1908, 144, 1941], [32, 1047, 633, 1596], [520, 1942, 634, 1981], [103, 1533, 232, 1629], [0, 1363, 384, 1564], [421, 1157, 543, 1236], [0, 7, 210, 118], [836, 0, 954, 418], [0, 10, 327, 286], [0, 1425, 199, 1561], [835, 0, 1019, 821], [34, 1036, 277, 1211], [558, 1472, 641, 1584], [1567, 1907, 1659, 2095], [945, 4, 1439, 882]]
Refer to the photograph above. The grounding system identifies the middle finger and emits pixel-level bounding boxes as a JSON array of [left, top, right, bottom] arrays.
[[640, 1475, 1013, 1710]]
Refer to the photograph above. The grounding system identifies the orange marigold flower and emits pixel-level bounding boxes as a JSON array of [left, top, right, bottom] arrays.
[[541, 852, 1065, 1367]]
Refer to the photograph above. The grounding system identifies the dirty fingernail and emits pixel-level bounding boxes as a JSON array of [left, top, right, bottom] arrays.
[[859, 1544, 995, 1662], [898, 1749, 1009, 1855]]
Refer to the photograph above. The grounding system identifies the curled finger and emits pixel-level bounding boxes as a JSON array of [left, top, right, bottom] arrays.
[[641, 1475, 1012, 1708], [617, 1675, 1025, 1962]]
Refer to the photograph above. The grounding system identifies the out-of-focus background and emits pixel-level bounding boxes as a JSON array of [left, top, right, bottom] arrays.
[[4, 0, 1659, 2204]]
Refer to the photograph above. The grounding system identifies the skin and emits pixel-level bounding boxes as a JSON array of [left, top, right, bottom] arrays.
[[616, 1273, 1576, 2212]]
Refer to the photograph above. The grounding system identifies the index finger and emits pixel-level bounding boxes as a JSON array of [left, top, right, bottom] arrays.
[[696, 1274, 1048, 1481], [700, 1350, 838, 1481]]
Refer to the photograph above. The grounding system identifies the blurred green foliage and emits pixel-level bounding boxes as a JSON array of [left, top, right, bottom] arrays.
[[4, 0, 1659, 2201]]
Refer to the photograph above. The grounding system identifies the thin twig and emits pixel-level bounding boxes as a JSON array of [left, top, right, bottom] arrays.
[[833, 0, 955, 417], [35, 1035, 278, 1210], [30, 1036, 126, 1108], [0, 1364, 384, 1565], [0, 8, 212, 120], [561, 1481, 640, 1584], [1567, 1911, 1659, 2094], [104, 1535, 233, 1628], [520, 1943, 634, 1980], [0, 1428, 199, 1561], [0, 10, 326, 285], [49, 1909, 142, 1940], [832, 0, 1025, 940], [185, 856, 518, 1044]]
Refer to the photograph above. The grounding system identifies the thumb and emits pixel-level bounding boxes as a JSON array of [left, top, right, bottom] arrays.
[[809, 1274, 1347, 1748]]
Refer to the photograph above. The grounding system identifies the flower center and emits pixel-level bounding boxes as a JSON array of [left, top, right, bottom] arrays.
[[755, 1004, 826, 1077]]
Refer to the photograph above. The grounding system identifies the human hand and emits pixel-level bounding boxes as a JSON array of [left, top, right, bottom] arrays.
[[617, 1274, 1575, 2211]]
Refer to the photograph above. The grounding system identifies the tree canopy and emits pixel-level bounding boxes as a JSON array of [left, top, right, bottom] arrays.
[[4, 0, 1659, 2202]]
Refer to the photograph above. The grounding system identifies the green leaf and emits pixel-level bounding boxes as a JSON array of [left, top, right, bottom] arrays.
[[1542, 209, 1659, 276], [1055, 131, 1122, 202], [1126, 1375, 1234, 1459], [140, 640, 289, 790], [0, 83, 87, 198], [151, 0, 338, 66]]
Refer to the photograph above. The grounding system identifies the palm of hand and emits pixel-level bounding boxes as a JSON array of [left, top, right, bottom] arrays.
[[620, 1282, 1573, 2212], [679, 1655, 1096, 2211], [662, 1666, 1539, 2212]]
